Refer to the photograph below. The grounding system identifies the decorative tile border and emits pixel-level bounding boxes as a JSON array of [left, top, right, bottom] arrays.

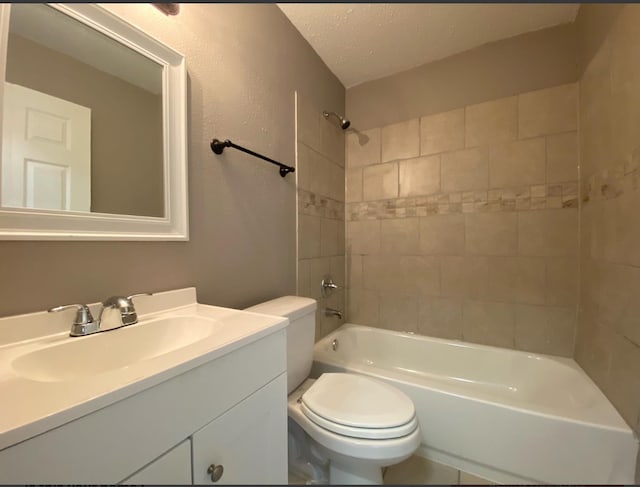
[[582, 157, 640, 205], [347, 182, 579, 221], [298, 189, 345, 220]]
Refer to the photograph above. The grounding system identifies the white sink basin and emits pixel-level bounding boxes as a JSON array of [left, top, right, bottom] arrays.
[[0, 287, 288, 452], [12, 315, 223, 383]]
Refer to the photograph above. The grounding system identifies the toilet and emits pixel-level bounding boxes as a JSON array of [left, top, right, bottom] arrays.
[[246, 296, 421, 485]]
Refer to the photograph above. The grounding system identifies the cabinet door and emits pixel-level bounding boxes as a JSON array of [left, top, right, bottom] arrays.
[[122, 439, 191, 484], [192, 374, 287, 485]]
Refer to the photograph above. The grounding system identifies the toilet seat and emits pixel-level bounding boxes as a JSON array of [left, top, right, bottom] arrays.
[[300, 373, 417, 440]]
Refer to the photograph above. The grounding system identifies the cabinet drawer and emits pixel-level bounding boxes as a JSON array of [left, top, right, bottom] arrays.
[[192, 373, 287, 485]]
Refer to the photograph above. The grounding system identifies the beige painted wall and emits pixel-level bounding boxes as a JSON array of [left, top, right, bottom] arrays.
[[6, 33, 164, 217], [574, 4, 640, 475], [346, 23, 578, 131], [0, 4, 344, 317], [346, 84, 579, 356]]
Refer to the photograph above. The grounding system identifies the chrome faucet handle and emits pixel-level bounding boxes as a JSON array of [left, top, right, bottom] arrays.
[[101, 292, 153, 328], [48, 303, 100, 337], [321, 276, 341, 298]]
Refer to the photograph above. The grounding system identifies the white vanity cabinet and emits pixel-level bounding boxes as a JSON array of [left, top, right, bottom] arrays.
[[123, 440, 193, 484], [0, 330, 287, 484], [192, 375, 287, 484]]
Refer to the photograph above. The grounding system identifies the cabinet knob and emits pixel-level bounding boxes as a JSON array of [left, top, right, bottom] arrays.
[[207, 464, 224, 482]]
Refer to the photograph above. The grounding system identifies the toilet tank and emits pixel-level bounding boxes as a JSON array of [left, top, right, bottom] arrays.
[[245, 296, 317, 394]]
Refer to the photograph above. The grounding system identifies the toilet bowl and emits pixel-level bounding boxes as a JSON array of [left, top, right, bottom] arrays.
[[245, 296, 421, 484]]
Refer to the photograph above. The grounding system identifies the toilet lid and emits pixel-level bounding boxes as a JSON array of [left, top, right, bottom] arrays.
[[301, 373, 416, 433]]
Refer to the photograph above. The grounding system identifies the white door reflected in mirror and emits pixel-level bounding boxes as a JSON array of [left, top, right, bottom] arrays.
[[2, 82, 91, 212]]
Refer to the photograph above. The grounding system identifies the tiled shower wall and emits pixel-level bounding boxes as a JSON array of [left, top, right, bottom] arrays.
[[346, 83, 579, 356], [296, 93, 346, 339], [576, 4, 640, 453]]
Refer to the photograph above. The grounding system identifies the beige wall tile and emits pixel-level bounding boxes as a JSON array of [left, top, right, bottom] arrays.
[[419, 215, 465, 255], [363, 255, 440, 296], [296, 142, 313, 192], [519, 83, 577, 138], [465, 96, 517, 147], [418, 297, 463, 340], [382, 118, 420, 162], [346, 289, 380, 326], [320, 113, 346, 167], [604, 334, 640, 429], [601, 190, 640, 268], [309, 257, 331, 301], [347, 254, 362, 290], [403, 256, 441, 296], [489, 138, 546, 188], [462, 300, 516, 348], [381, 218, 420, 255], [515, 304, 575, 357], [330, 255, 345, 290], [441, 256, 489, 299], [320, 218, 339, 257], [363, 162, 398, 201], [299, 214, 321, 259], [298, 93, 345, 167], [399, 155, 441, 197], [546, 132, 578, 183], [465, 213, 518, 256], [545, 257, 578, 306], [347, 288, 379, 326], [515, 257, 546, 305], [297, 258, 311, 297], [574, 315, 613, 388], [321, 289, 345, 337], [384, 455, 459, 485], [298, 143, 341, 200], [441, 147, 489, 192], [297, 94, 323, 156], [329, 162, 345, 202], [346, 168, 363, 202], [609, 9, 640, 161], [420, 108, 465, 156], [487, 256, 517, 303], [518, 209, 578, 257], [486, 256, 547, 305], [337, 221, 345, 255], [379, 293, 419, 333], [347, 128, 381, 168], [580, 42, 614, 179], [459, 471, 494, 485], [347, 220, 380, 255]]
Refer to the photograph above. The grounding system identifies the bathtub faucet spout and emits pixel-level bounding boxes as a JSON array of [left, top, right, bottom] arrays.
[[324, 307, 342, 319]]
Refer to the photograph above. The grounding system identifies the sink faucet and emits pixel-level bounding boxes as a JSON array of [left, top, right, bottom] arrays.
[[49, 293, 152, 336], [98, 293, 152, 331], [324, 307, 343, 319]]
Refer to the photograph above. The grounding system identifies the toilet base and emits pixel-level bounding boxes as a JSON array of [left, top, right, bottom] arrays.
[[329, 461, 383, 484]]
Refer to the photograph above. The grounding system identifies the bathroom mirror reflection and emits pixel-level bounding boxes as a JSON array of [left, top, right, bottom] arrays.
[[2, 3, 165, 218]]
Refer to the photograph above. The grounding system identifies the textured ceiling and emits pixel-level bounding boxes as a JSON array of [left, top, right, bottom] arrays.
[[278, 3, 580, 88]]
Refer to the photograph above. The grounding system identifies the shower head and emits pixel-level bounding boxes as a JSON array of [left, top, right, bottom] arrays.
[[323, 110, 350, 130]]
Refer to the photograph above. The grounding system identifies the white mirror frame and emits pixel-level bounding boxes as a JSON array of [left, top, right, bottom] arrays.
[[0, 3, 188, 240]]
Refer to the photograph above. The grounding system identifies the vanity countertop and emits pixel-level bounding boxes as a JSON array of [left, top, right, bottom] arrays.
[[0, 288, 287, 451]]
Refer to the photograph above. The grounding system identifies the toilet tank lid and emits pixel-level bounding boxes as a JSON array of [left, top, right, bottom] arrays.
[[245, 296, 317, 321]]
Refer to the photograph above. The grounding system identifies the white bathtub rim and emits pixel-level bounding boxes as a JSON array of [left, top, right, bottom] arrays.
[[315, 323, 635, 434]]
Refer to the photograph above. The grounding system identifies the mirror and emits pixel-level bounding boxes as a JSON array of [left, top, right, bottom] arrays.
[[0, 4, 188, 240]]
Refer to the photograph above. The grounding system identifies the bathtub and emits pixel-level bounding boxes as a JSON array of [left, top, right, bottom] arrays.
[[310, 324, 638, 484]]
